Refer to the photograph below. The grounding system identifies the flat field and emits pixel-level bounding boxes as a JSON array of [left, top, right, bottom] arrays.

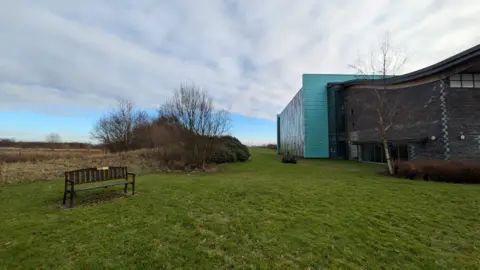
[[1, 148, 479, 269]]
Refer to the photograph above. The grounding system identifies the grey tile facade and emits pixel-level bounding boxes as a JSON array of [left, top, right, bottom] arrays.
[[446, 86, 480, 159], [340, 55, 480, 161]]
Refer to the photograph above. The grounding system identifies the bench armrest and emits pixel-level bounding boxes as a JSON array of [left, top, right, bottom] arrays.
[[127, 172, 136, 182], [65, 179, 74, 191]]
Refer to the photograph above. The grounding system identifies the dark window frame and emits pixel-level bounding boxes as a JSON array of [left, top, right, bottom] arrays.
[[449, 73, 480, 88], [361, 143, 409, 163]]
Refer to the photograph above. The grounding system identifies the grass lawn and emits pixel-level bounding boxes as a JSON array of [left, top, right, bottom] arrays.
[[1, 148, 480, 269]]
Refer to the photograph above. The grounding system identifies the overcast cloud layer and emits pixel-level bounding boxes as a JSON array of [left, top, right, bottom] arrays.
[[1, 0, 479, 120]]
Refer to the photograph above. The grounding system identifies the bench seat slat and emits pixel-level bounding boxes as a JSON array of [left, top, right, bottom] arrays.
[[74, 171, 79, 184], [109, 168, 113, 180], [65, 166, 130, 185], [81, 171, 85, 184], [73, 180, 133, 191]]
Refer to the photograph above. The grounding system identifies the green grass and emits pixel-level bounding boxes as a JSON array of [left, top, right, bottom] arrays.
[[1, 148, 480, 269]]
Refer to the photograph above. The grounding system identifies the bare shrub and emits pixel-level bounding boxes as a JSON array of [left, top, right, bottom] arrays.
[[158, 84, 231, 168], [45, 133, 61, 150], [91, 98, 149, 152]]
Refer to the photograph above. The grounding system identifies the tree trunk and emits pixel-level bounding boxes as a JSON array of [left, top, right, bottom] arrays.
[[382, 138, 394, 175], [378, 112, 394, 175]]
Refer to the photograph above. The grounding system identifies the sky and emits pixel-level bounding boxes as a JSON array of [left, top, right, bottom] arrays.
[[1, 0, 479, 145]]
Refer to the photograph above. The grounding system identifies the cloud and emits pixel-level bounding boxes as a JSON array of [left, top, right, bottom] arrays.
[[1, 0, 479, 120]]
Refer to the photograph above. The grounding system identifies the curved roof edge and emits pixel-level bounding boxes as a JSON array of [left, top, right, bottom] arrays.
[[328, 43, 480, 88]]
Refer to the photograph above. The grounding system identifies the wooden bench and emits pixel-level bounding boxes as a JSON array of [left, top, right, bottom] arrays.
[[63, 166, 135, 208]]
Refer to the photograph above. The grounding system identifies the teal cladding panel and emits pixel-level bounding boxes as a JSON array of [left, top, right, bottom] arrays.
[[302, 74, 358, 158]]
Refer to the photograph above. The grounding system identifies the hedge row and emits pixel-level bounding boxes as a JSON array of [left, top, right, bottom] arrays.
[[394, 160, 480, 184]]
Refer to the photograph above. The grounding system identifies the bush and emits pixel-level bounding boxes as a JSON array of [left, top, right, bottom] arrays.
[[208, 136, 250, 164], [211, 145, 233, 164], [394, 160, 421, 180], [394, 159, 480, 183], [225, 137, 250, 162], [209, 146, 237, 164], [281, 152, 297, 164]]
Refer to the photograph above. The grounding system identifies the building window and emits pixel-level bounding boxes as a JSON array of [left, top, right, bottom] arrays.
[[361, 143, 409, 163], [449, 73, 480, 88]]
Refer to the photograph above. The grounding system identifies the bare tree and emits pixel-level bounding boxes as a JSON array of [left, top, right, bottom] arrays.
[[46, 133, 61, 143], [46, 132, 61, 149], [158, 84, 231, 168], [91, 98, 149, 152], [349, 32, 408, 175]]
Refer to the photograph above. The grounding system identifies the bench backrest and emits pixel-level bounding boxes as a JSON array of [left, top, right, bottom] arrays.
[[65, 166, 127, 184]]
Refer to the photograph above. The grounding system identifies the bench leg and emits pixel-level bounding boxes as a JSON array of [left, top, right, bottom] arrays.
[[124, 183, 128, 194], [69, 191, 76, 208], [63, 190, 67, 205], [132, 182, 135, 195]]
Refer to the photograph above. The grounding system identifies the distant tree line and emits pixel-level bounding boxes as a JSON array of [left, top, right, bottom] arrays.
[[0, 138, 100, 150]]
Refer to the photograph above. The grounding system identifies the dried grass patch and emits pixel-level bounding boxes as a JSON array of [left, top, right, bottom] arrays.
[[0, 149, 163, 184]]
